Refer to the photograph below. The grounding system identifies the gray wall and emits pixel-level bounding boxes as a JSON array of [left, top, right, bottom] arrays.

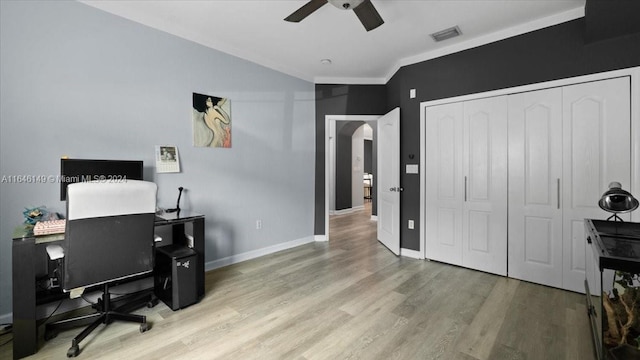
[[0, 1, 315, 318]]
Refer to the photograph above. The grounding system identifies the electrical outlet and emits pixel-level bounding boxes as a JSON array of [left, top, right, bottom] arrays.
[[256, 220, 262, 230], [408, 220, 414, 229]]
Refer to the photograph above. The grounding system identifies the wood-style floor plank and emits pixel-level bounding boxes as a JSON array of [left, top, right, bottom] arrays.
[[0, 203, 595, 359]]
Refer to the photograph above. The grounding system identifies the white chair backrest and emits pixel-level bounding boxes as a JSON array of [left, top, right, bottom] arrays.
[[67, 180, 157, 220]]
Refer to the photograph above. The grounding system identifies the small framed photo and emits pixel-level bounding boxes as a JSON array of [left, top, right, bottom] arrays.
[[155, 145, 180, 173]]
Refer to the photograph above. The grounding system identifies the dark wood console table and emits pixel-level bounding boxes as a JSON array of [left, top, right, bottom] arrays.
[[11, 211, 204, 359]]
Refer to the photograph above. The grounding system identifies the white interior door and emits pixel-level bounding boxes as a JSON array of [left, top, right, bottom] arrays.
[[562, 77, 631, 293], [462, 96, 508, 276], [425, 102, 464, 265], [377, 107, 401, 255], [508, 88, 563, 287]]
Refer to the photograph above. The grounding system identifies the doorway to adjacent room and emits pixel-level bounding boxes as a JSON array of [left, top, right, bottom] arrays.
[[325, 115, 380, 243]]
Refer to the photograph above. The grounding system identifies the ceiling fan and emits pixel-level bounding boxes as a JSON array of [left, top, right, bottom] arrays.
[[284, 0, 384, 32]]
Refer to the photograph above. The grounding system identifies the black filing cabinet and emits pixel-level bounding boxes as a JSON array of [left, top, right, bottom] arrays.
[[154, 244, 198, 310]]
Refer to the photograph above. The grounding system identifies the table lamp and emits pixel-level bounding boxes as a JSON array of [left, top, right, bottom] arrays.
[[598, 181, 639, 222]]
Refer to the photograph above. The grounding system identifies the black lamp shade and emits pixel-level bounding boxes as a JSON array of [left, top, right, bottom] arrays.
[[598, 182, 639, 214]]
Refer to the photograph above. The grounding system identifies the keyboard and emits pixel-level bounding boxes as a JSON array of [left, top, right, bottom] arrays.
[[34, 219, 66, 236]]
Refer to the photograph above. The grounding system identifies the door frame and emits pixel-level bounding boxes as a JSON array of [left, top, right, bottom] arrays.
[[420, 66, 640, 259], [323, 114, 381, 242]]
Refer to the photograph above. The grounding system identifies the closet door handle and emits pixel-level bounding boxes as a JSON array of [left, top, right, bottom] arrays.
[[464, 176, 468, 202], [557, 178, 560, 209]]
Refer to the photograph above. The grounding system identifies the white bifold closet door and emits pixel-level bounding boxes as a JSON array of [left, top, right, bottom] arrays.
[[562, 77, 631, 293], [508, 77, 631, 292], [508, 88, 564, 288], [425, 96, 508, 276], [425, 102, 464, 266]]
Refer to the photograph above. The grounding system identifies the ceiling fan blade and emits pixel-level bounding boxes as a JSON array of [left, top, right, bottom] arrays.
[[284, 0, 328, 22], [353, 0, 384, 31]]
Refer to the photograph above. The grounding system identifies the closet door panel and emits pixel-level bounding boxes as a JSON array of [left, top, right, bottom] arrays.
[[462, 96, 508, 276], [508, 88, 563, 288], [425, 102, 464, 265], [468, 113, 490, 201], [562, 77, 631, 293], [468, 210, 490, 252], [524, 217, 554, 262], [567, 218, 588, 284], [569, 105, 602, 209]]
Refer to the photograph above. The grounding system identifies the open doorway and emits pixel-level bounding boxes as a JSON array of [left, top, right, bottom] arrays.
[[324, 115, 380, 241]]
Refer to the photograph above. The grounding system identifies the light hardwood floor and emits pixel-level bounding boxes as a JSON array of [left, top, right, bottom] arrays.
[[1, 204, 595, 359]]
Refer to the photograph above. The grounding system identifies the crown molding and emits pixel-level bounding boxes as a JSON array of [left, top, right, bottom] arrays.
[[382, 6, 585, 83]]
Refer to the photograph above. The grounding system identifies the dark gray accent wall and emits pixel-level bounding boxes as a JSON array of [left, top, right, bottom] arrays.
[[314, 85, 387, 234], [387, 17, 640, 251], [313, 15, 640, 251], [335, 121, 366, 210], [364, 140, 373, 174], [585, 0, 640, 43]]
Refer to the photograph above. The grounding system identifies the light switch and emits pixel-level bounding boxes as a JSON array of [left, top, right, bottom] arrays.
[[410, 89, 416, 99], [406, 164, 419, 174]]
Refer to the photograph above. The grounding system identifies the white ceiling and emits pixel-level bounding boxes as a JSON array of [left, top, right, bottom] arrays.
[[81, 0, 586, 84]]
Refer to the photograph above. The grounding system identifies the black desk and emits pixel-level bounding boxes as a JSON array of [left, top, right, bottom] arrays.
[[11, 211, 205, 359]]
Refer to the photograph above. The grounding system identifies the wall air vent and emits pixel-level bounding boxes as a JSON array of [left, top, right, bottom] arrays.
[[430, 26, 462, 42]]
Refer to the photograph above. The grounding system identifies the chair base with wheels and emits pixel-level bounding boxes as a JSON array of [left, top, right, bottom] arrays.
[[45, 283, 157, 357]]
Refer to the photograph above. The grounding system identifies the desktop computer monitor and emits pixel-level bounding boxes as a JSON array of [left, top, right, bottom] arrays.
[[59, 159, 144, 201]]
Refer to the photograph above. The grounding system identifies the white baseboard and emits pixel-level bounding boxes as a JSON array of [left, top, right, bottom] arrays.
[[0, 313, 11, 326], [314, 235, 328, 242], [331, 205, 368, 216], [400, 248, 423, 259], [204, 235, 316, 272], [370, 215, 378, 221], [0, 236, 318, 323], [0, 236, 417, 322]]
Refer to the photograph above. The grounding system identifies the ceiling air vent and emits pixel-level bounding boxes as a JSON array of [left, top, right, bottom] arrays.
[[430, 26, 462, 42]]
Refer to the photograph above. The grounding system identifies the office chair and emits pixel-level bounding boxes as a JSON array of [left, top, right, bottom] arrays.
[[45, 180, 158, 357]]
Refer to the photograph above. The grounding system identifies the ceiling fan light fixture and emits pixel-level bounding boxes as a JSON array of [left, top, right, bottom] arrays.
[[285, 0, 383, 31], [430, 26, 462, 42], [328, 0, 365, 10]]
